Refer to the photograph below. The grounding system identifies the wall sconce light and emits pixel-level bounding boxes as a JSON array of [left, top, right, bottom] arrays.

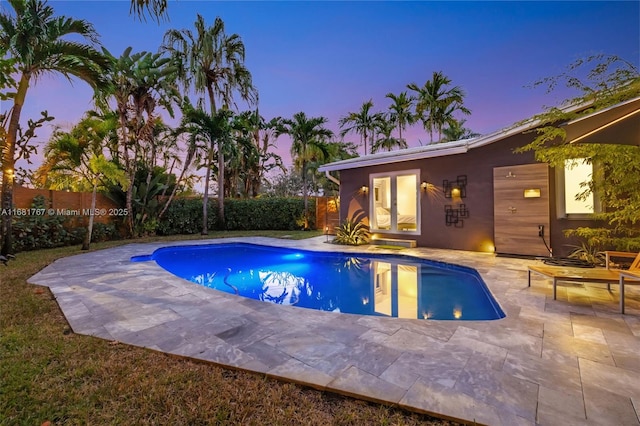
[[443, 175, 467, 199], [523, 188, 541, 198], [360, 185, 369, 195], [420, 181, 429, 192]]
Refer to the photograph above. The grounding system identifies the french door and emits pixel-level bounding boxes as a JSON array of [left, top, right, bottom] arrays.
[[370, 170, 419, 234]]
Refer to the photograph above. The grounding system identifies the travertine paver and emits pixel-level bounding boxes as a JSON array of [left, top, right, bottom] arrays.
[[28, 236, 640, 425]]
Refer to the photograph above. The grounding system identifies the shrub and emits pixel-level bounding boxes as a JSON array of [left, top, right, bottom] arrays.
[[90, 222, 118, 243], [567, 242, 606, 266], [11, 195, 83, 252], [9, 195, 121, 252], [564, 226, 640, 253], [156, 198, 218, 235], [333, 218, 369, 245]]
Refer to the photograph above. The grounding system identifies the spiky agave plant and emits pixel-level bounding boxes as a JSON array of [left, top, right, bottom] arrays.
[[334, 218, 370, 245], [567, 242, 606, 266]]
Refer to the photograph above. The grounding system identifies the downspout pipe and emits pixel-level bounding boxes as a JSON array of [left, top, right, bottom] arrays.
[[324, 170, 340, 186]]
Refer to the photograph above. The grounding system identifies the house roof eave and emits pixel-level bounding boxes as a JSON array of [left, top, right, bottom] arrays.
[[318, 143, 470, 172], [318, 95, 639, 173]]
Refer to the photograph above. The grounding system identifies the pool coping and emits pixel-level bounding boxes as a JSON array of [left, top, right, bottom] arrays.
[[28, 236, 640, 425]]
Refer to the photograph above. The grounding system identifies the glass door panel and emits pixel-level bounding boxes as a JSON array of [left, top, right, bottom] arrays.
[[372, 177, 391, 230], [397, 265, 418, 318], [396, 174, 417, 232], [370, 172, 419, 233], [372, 261, 419, 318], [374, 261, 392, 316]]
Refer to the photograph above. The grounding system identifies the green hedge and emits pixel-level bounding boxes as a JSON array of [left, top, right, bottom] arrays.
[[10, 195, 118, 252], [6, 196, 314, 251], [10, 220, 118, 252], [157, 197, 313, 235], [156, 198, 219, 236]]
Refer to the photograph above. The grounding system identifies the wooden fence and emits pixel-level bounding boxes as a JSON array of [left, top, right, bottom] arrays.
[[13, 186, 120, 225], [316, 196, 340, 234]]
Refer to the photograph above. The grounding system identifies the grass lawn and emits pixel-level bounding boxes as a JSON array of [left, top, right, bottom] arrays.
[[1, 231, 456, 425]]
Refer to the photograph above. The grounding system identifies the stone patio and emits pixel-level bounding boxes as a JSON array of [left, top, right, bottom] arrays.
[[28, 236, 640, 425]]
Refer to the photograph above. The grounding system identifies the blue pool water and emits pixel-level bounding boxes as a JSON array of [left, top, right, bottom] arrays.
[[132, 243, 505, 321]]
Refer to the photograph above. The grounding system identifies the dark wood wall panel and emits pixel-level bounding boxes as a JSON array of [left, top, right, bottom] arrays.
[[493, 164, 550, 256]]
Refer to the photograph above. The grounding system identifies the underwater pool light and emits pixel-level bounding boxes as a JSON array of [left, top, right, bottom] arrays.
[[282, 253, 304, 261]]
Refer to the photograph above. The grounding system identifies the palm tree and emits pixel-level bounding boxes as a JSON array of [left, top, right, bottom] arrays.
[[253, 116, 285, 196], [279, 112, 333, 229], [371, 116, 407, 153], [0, 0, 110, 255], [163, 15, 256, 232], [177, 103, 234, 231], [225, 111, 257, 198], [385, 91, 415, 143], [407, 71, 471, 143], [83, 109, 122, 164], [35, 115, 111, 191], [83, 155, 128, 250], [339, 99, 379, 156], [308, 139, 358, 195], [147, 119, 182, 201], [136, 118, 179, 225], [440, 119, 480, 142], [34, 116, 128, 250], [95, 47, 178, 236], [158, 99, 203, 219], [265, 140, 356, 198], [130, 0, 167, 21], [230, 112, 283, 197]]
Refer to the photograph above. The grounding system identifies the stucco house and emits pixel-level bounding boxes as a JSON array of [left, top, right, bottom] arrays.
[[319, 96, 640, 257]]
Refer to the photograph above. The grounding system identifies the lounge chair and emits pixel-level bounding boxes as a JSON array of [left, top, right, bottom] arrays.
[[528, 251, 640, 313]]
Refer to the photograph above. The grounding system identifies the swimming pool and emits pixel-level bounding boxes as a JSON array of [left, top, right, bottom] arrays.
[[132, 243, 505, 321]]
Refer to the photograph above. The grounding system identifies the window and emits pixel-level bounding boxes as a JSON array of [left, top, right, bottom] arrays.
[[556, 158, 599, 218]]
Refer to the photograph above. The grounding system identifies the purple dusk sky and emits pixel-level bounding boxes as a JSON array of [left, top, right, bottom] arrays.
[[4, 0, 640, 176]]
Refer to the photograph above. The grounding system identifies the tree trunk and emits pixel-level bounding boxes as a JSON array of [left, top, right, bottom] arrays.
[[82, 180, 98, 250], [159, 157, 177, 199], [202, 141, 214, 235], [159, 158, 187, 219], [125, 165, 136, 236], [217, 146, 225, 228], [302, 160, 309, 230], [1, 73, 29, 256], [207, 83, 225, 230], [143, 141, 156, 213], [117, 104, 135, 237], [363, 130, 368, 156], [0, 177, 14, 257]]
